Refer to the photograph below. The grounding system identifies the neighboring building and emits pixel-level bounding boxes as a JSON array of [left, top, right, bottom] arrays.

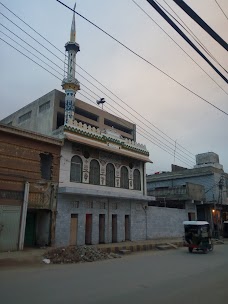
[[0, 123, 62, 251], [147, 152, 228, 229]]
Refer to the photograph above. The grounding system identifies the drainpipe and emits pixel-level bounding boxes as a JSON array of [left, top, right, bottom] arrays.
[[18, 182, 30, 250]]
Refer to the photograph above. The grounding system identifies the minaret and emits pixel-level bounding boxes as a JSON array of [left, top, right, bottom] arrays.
[[62, 2, 80, 125]]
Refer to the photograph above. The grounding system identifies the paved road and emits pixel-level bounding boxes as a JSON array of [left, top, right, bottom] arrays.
[[1, 244, 228, 304]]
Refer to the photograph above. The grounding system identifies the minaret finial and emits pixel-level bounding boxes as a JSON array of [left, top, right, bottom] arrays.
[[70, 2, 76, 42]]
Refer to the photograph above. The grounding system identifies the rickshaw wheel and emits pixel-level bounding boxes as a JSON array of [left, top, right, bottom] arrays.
[[188, 247, 193, 253]]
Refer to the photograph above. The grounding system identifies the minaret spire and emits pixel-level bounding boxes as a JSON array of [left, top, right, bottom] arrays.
[[70, 2, 76, 42], [62, 2, 80, 125]]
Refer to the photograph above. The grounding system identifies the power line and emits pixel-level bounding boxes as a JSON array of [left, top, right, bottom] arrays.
[[76, 68, 195, 160], [0, 2, 216, 157], [171, 0, 228, 50], [160, 0, 228, 74], [0, 32, 194, 166], [79, 86, 195, 165], [79, 76, 195, 163], [0, 30, 63, 76], [55, 0, 228, 116], [131, 0, 228, 95], [147, 0, 228, 83], [77, 83, 194, 164], [78, 91, 193, 167], [214, 0, 228, 21], [0, 37, 62, 81], [0, 14, 196, 159], [1, 21, 193, 162], [0, 1, 226, 165]]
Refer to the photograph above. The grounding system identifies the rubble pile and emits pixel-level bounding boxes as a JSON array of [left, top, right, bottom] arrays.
[[44, 246, 121, 264]]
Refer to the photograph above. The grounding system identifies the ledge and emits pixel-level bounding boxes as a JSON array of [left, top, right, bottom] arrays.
[[58, 186, 155, 201]]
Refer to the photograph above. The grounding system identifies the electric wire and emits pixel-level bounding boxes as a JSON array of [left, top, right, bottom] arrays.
[[78, 91, 193, 167], [0, 3, 214, 157], [79, 86, 195, 165], [171, 0, 228, 50], [78, 84, 195, 165], [55, 0, 228, 116], [0, 37, 63, 81], [160, 0, 228, 74], [147, 0, 228, 83], [0, 17, 196, 160], [76, 71, 195, 162], [0, 9, 195, 158], [0, 23, 194, 163], [0, 1, 227, 166], [214, 0, 228, 21], [0, 30, 63, 76], [0, 34, 194, 166], [131, 0, 228, 95]]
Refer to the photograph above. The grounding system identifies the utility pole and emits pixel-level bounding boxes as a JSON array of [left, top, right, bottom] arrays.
[[218, 176, 224, 238]]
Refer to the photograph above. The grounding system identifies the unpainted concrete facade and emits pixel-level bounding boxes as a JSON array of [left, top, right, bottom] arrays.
[[1, 89, 136, 141]]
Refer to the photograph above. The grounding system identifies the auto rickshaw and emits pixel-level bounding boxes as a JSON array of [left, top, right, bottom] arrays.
[[183, 221, 213, 253]]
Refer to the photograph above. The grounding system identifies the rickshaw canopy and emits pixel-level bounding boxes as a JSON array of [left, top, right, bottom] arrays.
[[183, 221, 209, 226]]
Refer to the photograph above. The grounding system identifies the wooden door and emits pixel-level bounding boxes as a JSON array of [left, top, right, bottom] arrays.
[[99, 214, 105, 244], [125, 215, 130, 241], [70, 214, 78, 246], [112, 215, 117, 243], [85, 214, 92, 245]]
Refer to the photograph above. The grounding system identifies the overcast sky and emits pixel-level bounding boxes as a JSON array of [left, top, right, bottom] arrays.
[[0, 0, 227, 173]]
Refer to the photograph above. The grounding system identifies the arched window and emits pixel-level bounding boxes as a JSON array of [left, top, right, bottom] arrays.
[[70, 155, 82, 183], [133, 169, 141, 190], [106, 163, 115, 187], [121, 166, 129, 189], [89, 160, 100, 185]]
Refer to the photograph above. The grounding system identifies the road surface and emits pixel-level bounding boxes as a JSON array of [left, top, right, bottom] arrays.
[[1, 244, 228, 304]]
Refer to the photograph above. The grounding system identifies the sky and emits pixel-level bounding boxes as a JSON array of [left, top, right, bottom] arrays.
[[0, 0, 227, 173]]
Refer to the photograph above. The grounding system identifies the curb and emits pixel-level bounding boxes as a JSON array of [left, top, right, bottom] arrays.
[[99, 241, 184, 254]]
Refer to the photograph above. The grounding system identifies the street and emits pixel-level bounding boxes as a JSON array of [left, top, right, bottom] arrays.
[[1, 244, 228, 304]]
